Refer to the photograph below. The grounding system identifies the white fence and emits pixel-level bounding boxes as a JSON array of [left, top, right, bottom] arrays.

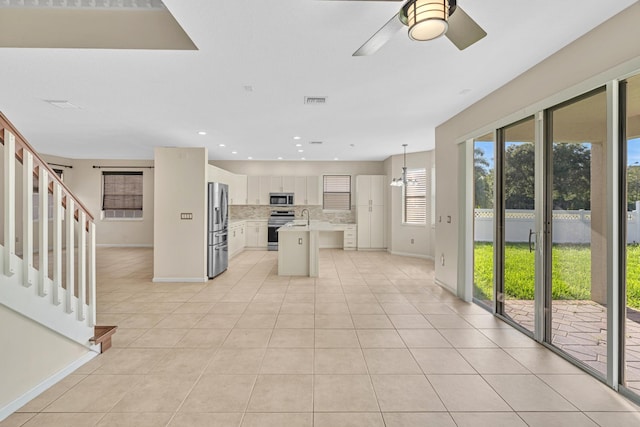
[[474, 203, 640, 244]]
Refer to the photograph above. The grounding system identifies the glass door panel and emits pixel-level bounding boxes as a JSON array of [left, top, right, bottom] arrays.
[[500, 117, 536, 333], [548, 89, 608, 377], [473, 133, 495, 309], [624, 73, 640, 395]]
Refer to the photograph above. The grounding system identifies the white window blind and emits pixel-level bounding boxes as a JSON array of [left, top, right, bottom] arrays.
[[404, 168, 427, 224], [102, 172, 143, 213], [323, 175, 351, 210]]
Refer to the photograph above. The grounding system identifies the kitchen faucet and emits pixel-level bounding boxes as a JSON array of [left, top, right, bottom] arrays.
[[301, 208, 310, 226]]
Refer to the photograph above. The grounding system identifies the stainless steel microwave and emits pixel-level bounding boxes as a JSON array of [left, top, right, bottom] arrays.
[[270, 193, 294, 206]]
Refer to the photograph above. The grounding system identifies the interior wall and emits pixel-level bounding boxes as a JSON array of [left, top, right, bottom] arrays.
[[0, 306, 88, 410], [434, 2, 640, 293], [153, 147, 207, 282], [387, 151, 434, 259], [40, 154, 154, 247]]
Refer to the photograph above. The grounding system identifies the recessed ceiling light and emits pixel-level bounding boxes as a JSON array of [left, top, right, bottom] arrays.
[[277, 157, 283, 160], [334, 157, 339, 160], [198, 131, 207, 135], [45, 100, 79, 109], [301, 157, 306, 160], [231, 151, 238, 154], [295, 144, 302, 147], [248, 156, 253, 160], [298, 149, 304, 153], [218, 143, 226, 147], [293, 136, 301, 140]]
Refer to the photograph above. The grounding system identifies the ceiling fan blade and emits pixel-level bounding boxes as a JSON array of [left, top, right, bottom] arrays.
[[319, 0, 403, 2], [445, 6, 487, 50], [353, 12, 404, 57]]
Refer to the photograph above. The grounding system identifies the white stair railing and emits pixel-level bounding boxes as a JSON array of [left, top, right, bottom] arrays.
[[0, 113, 96, 345]]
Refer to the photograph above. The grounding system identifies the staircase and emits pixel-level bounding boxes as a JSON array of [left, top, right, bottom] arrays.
[[0, 113, 107, 419]]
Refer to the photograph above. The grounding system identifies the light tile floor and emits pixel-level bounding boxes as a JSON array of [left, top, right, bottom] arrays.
[[3, 247, 640, 427]]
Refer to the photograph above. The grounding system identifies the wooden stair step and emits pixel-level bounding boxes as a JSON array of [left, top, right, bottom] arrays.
[[90, 326, 117, 353]]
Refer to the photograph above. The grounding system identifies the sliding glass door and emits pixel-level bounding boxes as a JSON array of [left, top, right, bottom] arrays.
[[469, 75, 640, 402], [546, 88, 608, 377], [473, 133, 495, 310], [498, 117, 537, 334], [623, 74, 640, 396]]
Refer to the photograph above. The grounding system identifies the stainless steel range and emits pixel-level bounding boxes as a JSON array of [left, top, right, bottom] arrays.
[[267, 210, 295, 251]]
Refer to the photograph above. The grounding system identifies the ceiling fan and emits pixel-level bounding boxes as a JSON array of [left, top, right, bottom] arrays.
[[328, 0, 487, 56]]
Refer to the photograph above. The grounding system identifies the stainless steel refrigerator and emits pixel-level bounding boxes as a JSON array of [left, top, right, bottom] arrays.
[[207, 182, 229, 278]]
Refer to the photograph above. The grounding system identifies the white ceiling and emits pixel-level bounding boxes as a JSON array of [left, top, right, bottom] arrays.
[[0, 0, 636, 161]]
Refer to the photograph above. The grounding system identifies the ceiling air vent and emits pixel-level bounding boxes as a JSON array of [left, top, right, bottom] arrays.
[[309, 141, 323, 145], [304, 96, 327, 105]]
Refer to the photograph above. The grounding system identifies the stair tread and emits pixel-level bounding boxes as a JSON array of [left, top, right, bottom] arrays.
[[90, 325, 117, 343]]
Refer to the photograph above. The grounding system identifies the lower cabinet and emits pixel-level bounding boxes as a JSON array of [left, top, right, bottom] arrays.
[[229, 222, 246, 259], [245, 220, 268, 248], [357, 205, 385, 249], [343, 225, 357, 250]]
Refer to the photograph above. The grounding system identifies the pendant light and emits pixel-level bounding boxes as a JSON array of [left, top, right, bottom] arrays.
[[390, 144, 417, 187]]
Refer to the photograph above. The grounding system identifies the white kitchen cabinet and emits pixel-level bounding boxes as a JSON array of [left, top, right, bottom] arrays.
[[343, 224, 357, 250], [245, 220, 268, 248], [305, 176, 320, 205], [230, 174, 247, 205], [356, 175, 384, 206], [229, 222, 246, 258], [247, 176, 271, 205], [283, 176, 296, 193], [270, 176, 283, 193], [247, 176, 261, 205], [259, 176, 271, 204], [293, 177, 306, 205], [356, 175, 386, 250]]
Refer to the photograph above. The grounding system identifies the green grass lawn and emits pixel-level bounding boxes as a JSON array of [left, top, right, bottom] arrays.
[[473, 242, 640, 310]]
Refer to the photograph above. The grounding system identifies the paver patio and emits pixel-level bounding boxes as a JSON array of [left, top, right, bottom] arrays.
[[505, 299, 640, 393]]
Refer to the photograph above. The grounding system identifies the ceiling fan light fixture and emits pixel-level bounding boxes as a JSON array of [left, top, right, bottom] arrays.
[[405, 0, 450, 42]]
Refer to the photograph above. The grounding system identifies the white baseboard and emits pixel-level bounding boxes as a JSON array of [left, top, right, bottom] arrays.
[[435, 278, 457, 295], [96, 244, 153, 248], [152, 277, 208, 283], [387, 250, 435, 260], [0, 350, 99, 422]]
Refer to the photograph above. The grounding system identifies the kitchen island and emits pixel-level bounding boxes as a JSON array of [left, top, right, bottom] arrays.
[[277, 222, 355, 277]]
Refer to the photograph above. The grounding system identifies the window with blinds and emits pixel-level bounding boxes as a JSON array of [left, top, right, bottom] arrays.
[[323, 175, 351, 210], [102, 171, 143, 219], [404, 168, 427, 224]]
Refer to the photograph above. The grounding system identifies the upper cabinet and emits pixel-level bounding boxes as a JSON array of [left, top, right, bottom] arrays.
[[247, 176, 270, 205], [283, 176, 296, 193], [243, 175, 321, 206], [208, 165, 247, 205], [230, 174, 247, 205], [356, 175, 385, 206], [305, 176, 320, 205]]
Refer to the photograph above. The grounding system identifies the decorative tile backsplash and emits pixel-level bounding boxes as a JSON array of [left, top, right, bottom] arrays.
[[230, 205, 356, 223]]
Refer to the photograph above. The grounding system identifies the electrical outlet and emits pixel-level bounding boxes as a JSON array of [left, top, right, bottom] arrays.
[[440, 254, 445, 266]]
